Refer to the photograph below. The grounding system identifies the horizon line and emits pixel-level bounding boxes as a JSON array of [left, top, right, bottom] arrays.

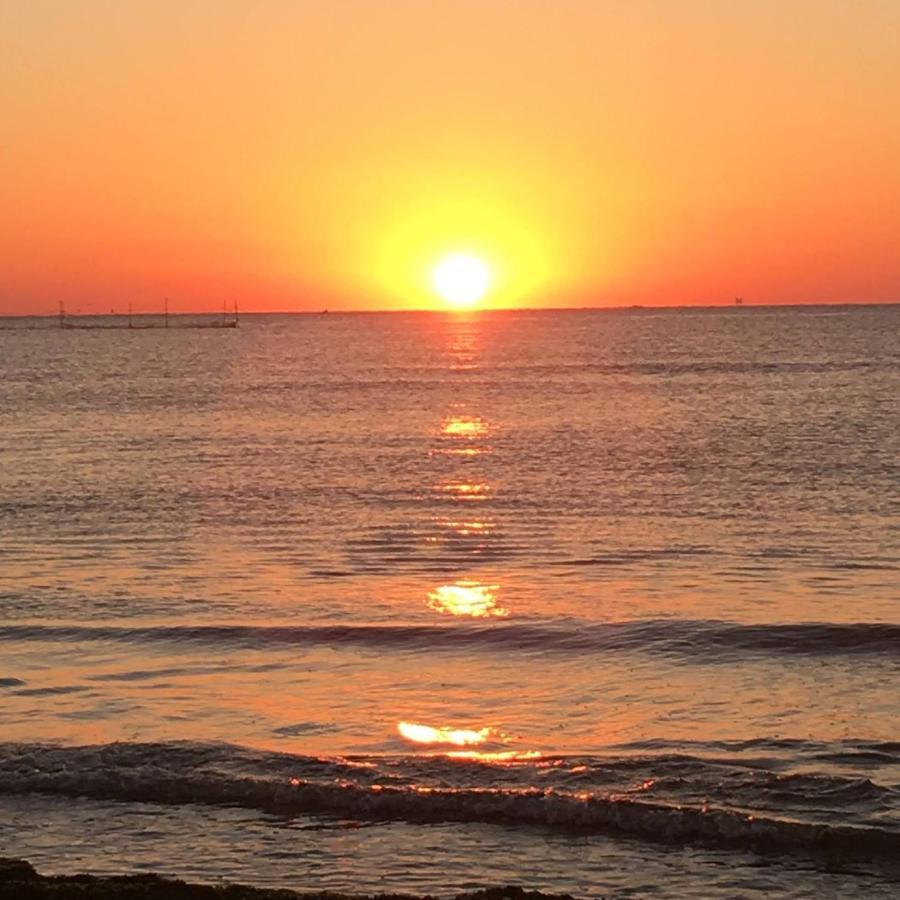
[[2, 299, 899, 319]]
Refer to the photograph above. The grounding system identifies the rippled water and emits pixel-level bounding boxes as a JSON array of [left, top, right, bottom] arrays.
[[1, 307, 898, 897]]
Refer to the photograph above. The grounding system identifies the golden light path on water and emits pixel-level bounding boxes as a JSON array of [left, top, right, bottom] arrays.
[[433, 415, 492, 457], [427, 580, 507, 618], [397, 723, 541, 762], [412, 344, 529, 756], [442, 447, 484, 457], [397, 721, 491, 746], [443, 519, 493, 536], [436, 482, 491, 500], [441, 415, 489, 439], [445, 750, 543, 761]]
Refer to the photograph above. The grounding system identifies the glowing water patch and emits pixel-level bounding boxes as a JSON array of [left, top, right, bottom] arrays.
[[397, 721, 491, 746], [427, 581, 507, 618]]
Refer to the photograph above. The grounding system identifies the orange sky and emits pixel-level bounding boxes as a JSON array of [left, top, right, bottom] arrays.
[[2, 0, 898, 313]]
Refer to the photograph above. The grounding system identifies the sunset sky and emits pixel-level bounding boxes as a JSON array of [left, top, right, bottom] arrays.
[[2, 0, 898, 314]]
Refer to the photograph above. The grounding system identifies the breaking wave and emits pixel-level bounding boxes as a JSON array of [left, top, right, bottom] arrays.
[[1, 620, 898, 661], [0, 741, 896, 864]]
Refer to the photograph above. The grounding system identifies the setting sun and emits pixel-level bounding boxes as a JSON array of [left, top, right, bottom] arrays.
[[432, 255, 491, 307]]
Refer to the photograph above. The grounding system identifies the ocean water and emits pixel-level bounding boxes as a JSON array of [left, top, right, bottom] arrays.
[[0, 306, 898, 897]]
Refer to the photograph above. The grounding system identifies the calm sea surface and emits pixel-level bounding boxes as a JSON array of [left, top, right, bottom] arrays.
[[0, 306, 898, 897]]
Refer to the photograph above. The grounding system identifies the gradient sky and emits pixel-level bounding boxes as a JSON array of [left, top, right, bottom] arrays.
[[2, 0, 898, 313]]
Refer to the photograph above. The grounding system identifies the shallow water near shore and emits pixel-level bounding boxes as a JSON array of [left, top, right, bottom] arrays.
[[1, 306, 898, 896]]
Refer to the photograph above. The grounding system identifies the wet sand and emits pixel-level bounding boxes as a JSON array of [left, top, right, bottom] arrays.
[[0, 859, 579, 900]]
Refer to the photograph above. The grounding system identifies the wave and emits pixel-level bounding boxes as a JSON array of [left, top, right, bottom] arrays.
[[1, 620, 898, 661], [513, 360, 884, 378], [281, 359, 886, 382], [0, 741, 896, 864]]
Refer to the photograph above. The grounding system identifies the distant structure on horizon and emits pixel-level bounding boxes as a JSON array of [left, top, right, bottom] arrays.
[[56, 300, 239, 330]]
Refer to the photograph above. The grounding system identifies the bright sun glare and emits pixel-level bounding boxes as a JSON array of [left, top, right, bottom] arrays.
[[432, 254, 490, 307]]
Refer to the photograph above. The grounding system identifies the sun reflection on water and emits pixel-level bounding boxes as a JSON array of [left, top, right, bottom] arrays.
[[397, 722, 540, 762], [432, 445, 489, 458], [427, 580, 507, 618], [441, 415, 489, 439], [398, 720, 491, 746], [436, 482, 491, 500], [442, 519, 493, 536], [432, 415, 492, 456], [446, 749, 543, 762]]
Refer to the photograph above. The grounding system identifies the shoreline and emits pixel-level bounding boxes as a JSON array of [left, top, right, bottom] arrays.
[[0, 859, 578, 900]]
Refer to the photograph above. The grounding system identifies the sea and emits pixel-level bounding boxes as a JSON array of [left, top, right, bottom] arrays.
[[0, 305, 897, 898]]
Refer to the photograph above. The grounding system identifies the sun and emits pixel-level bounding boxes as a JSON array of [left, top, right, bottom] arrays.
[[432, 254, 491, 307]]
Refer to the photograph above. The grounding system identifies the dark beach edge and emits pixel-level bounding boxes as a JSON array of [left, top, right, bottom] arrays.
[[0, 859, 586, 900]]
